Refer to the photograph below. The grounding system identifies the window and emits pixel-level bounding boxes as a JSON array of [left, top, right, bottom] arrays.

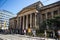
[[53, 10, 58, 17], [42, 14, 46, 20], [47, 12, 51, 19]]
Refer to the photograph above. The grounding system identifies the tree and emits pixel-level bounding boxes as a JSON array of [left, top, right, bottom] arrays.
[[40, 15, 60, 31], [39, 15, 60, 38]]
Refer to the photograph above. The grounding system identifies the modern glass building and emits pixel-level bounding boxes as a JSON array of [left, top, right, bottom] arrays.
[[0, 10, 15, 30]]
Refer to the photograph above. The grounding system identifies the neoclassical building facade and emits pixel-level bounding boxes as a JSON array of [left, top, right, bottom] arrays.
[[9, 1, 60, 34]]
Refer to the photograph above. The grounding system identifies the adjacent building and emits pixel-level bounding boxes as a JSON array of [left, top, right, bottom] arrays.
[[0, 10, 14, 30], [9, 1, 60, 34], [9, 17, 17, 33]]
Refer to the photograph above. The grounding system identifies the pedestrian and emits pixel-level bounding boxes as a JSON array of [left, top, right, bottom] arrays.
[[24, 29, 26, 35], [57, 30, 60, 40], [32, 29, 36, 37], [28, 27, 31, 36]]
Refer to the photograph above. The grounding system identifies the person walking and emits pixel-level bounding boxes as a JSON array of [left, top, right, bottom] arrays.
[[32, 27, 36, 37], [28, 27, 31, 36], [24, 29, 26, 35]]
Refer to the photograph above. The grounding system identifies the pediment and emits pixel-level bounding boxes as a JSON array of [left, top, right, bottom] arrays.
[[17, 1, 43, 15]]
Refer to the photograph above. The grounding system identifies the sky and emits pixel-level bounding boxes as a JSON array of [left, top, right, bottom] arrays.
[[0, 0, 59, 15]]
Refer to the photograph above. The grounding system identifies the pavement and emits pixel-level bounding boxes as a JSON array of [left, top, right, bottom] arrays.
[[0, 34, 56, 40]]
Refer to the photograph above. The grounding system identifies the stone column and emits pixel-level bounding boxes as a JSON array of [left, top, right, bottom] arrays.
[[17, 18, 18, 29], [20, 17, 21, 28], [35, 13, 37, 28], [46, 13, 47, 19], [26, 15, 28, 29], [23, 16, 24, 30], [51, 11, 54, 18], [46, 13, 49, 29], [30, 14, 32, 28], [58, 8, 60, 15], [17, 17, 19, 29]]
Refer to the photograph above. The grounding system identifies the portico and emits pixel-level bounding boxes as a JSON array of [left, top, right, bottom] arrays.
[[17, 11, 38, 30], [16, 1, 44, 31]]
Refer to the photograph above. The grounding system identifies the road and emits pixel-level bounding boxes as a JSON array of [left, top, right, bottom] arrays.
[[0, 34, 56, 40], [0, 34, 30, 40]]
